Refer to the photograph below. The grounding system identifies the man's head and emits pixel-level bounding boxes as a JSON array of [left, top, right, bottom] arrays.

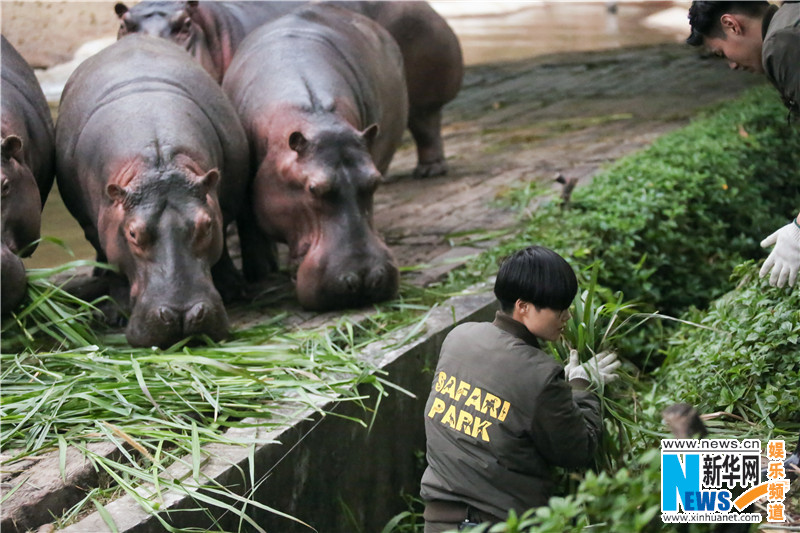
[[494, 246, 577, 341], [687, 1, 772, 73]]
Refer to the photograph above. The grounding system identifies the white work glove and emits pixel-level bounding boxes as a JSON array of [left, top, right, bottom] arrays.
[[760, 221, 800, 288], [564, 349, 620, 385]]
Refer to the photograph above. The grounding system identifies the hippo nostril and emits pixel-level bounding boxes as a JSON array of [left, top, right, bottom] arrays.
[[340, 272, 361, 293], [185, 302, 207, 328], [366, 266, 386, 290], [156, 306, 179, 328]]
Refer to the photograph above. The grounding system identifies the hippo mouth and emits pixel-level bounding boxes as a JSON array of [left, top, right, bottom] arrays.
[[293, 243, 399, 310], [125, 295, 229, 348], [287, 241, 312, 283]]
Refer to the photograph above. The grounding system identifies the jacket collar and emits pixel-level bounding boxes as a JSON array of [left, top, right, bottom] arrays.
[[762, 4, 779, 40], [492, 311, 541, 349]]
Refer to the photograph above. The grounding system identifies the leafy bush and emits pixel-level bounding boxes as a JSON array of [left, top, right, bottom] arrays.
[[473, 86, 800, 319], [456, 450, 676, 532], [658, 261, 800, 426], [578, 89, 797, 313]]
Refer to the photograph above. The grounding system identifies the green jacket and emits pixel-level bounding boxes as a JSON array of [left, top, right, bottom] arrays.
[[420, 311, 602, 520], [762, 2, 800, 116]]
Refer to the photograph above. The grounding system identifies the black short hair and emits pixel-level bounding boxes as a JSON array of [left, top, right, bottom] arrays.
[[493, 246, 577, 313], [687, 1, 771, 46]]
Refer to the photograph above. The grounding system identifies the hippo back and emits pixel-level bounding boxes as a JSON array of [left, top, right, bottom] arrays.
[[116, 1, 299, 82], [329, 1, 463, 105], [225, 4, 408, 173], [197, 1, 297, 45], [56, 35, 248, 225], [1, 35, 55, 204]]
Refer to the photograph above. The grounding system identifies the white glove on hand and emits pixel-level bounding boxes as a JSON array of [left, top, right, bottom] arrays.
[[564, 349, 589, 382], [564, 349, 620, 385], [760, 221, 800, 288]]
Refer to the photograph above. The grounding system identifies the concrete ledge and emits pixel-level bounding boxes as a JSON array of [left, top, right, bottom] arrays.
[[1, 442, 119, 533], [62, 288, 497, 533]]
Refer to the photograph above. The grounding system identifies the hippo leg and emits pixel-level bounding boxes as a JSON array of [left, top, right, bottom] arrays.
[[94, 271, 130, 328], [409, 105, 448, 179], [237, 210, 278, 283], [62, 275, 111, 304], [211, 242, 244, 303], [1, 245, 27, 315]]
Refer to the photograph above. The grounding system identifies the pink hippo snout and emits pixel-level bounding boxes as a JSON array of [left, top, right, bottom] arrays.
[[295, 240, 399, 311]]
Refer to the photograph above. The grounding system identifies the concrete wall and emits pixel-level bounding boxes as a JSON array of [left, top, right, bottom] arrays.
[[64, 291, 497, 533]]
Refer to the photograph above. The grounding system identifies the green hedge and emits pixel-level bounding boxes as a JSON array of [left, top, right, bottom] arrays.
[[658, 262, 800, 425], [484, 86, 800, 318]]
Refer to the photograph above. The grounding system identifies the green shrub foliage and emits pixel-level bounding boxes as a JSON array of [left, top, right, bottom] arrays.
[[503, 87, 800, 317], [658, 262, 800, 425], [570, 94, 799, 315]]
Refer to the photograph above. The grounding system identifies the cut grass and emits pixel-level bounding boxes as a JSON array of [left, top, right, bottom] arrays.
[[1, 265, 434, 531]]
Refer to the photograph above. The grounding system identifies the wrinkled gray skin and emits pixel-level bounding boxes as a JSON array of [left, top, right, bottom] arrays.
[[1, 35, 55, 314], [1, 243, 26, 315], [55, 36, 249, 347], [222, 5, 408, 310], [113, 0, 463, 178]]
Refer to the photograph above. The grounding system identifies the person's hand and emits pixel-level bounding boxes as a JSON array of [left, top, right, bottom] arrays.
[[564, 349, 620, 385], [760, 221, 800, 288], [564, 349, 587, 382], [587, 351, 621, 384]]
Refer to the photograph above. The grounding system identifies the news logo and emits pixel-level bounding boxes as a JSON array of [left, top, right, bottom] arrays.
[[661, 439, 787, 524]]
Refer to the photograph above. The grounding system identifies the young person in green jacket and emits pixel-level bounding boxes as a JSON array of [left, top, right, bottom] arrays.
[[420, 246, 619, 532], [687, 1, 800, 289]]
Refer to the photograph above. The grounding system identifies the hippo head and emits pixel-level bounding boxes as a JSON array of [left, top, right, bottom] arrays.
[[114, 1, 220, 81], [1, 135, 42, 257], [103, 164, 228, 347], [259, 121, 399, 310]]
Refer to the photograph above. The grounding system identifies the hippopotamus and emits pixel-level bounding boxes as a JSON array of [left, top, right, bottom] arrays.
[[222, 4, 408, 310], [55, 35, 249, 347], [113, 0, 463, 178], [1, 35, 56, 314]]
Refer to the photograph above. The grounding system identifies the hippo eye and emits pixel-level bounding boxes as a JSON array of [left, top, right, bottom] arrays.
[[174, 17, 192, 35], [308, 180, 333, 199], [125, 223, 148, 249], [1, 178, 10, 198]]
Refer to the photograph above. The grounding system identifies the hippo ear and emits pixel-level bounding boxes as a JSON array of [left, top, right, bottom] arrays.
[[114, 3, 129, 18], [186, 1, 199, 14], [107, 183, 128, 204], [198, 168, 220, 194], [361, 124, 380, 148], [1, 135, 23, 161], [289, 132, 309, 154]]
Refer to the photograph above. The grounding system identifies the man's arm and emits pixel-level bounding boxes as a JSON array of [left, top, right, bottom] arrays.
[[763, 29, 800, 111], [529, 368, 602, 470]]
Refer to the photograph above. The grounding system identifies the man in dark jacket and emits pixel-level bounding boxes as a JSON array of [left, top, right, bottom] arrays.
[[687, 1, 800, 289], [420, 246, 619, 533]]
